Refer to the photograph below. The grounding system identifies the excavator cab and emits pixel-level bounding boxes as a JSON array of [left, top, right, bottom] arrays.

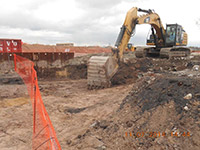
[[165, 24, 187, 46], [146, 24, 187, 47]]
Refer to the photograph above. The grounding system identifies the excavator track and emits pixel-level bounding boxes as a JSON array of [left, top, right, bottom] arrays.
[[135, 47, 191, 59], [160, 47, 190, 59], [135, 47, 147, 58], [87, 56, 118, 90], [159, 48, 171, 58]]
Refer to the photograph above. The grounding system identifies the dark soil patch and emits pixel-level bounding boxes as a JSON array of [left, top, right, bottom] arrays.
[[121, 76, 200, 114], [0, 77, 23, 85], [88, 75, 200, 150], [64, 107, 87, 114]]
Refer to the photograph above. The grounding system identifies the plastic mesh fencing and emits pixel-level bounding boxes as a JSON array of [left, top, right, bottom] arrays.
[[14, 54, 61, 150]]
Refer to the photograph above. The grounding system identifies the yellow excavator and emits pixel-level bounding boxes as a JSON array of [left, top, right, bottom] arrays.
[[87, 7, 190, 89]]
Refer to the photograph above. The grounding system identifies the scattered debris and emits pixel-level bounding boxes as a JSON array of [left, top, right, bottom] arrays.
[[193, 65, 199, 71], [184, 105, 189, 111], [184, 93, 192, 100]]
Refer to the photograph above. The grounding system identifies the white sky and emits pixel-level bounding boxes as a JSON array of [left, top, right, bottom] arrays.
[[0, 0, 199, 46]]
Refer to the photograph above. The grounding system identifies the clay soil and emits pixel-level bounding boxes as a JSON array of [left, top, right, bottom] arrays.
[[0, 52, 200, 150]]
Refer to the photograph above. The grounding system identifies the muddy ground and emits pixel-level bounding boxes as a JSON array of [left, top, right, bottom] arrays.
[[0, 52, 200, 150]]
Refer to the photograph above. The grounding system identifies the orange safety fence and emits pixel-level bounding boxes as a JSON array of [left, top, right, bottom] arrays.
[[13, 54, 61, 150]]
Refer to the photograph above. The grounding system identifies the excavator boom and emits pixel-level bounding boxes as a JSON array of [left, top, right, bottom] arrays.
[[87, 7, 138, 89]]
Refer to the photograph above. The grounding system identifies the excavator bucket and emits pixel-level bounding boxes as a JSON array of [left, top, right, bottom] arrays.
[[87, 56, 118, 89]]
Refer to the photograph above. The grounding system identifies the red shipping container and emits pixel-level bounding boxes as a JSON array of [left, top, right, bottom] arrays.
[[0, 39, 22, 53]]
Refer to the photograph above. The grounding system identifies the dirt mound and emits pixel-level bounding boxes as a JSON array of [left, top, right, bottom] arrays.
[[22, 43, 111, 54], [86, 75, 200, 150], [121, 76, 200, 114], [111, 56, 191, 85], [64, 51, 192, 84]]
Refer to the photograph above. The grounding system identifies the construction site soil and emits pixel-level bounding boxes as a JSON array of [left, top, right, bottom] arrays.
[[0, 52, 199, 150]]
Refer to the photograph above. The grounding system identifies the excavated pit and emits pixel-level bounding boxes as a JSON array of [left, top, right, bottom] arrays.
[[0, 51, 200, 150]]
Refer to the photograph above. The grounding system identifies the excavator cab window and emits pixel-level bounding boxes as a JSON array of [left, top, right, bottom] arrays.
[[176, 26, 184, 45], [165, 24, 176, 46], [146, 28, 157, 46], [147, 34, 155, 45]]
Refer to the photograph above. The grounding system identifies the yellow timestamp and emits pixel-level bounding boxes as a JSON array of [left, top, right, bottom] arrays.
[[125, 131, 190, 138]]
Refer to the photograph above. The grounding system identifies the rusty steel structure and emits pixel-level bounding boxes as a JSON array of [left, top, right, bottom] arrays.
[[0, 39, 75, 78]]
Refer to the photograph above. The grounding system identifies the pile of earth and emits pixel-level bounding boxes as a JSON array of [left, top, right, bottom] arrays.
[[65, 52, 193, 85], [73, 75, 200, 150]]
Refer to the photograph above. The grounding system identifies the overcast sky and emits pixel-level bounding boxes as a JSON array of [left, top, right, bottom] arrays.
[[0, 0, 200, 46]]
